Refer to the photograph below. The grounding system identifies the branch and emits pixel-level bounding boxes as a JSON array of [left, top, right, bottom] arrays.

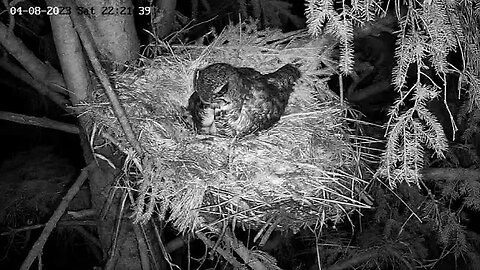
[[348, 80, 391, 103], [47, 0, 91, 104], [152, 220, 180, 270], [67, 209, 97, 219], [0, 111, 79, 134], [1, 0, 15, 33], [223, 229, 268, 270], [104, 190, 128, 270], [72, 226, 103, 263], [196, 231, 247, 270], [67, 0, 143, 155], [0, 57, 69, 108], [19, 162, 95, 270], [0, 22, 67, 94], [0, 220, 97, 236], [133, 224, 151, 270], [421, 168, 480, 182], [72, 225, 102, 249], [326, 251, 378, 270], [165, 236, 187, 253]]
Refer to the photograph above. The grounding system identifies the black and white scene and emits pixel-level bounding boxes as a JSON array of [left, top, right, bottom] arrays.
[[0, 0, 480, 269]]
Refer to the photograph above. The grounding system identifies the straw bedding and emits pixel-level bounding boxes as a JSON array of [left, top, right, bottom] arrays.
[[84, 23, 371, 234]]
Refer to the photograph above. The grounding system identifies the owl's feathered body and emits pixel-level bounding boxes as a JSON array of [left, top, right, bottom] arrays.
[[187, 63, 301, 137], [187, 91, 215, 134]]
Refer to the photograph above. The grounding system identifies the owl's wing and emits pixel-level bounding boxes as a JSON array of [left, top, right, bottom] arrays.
[[241, 75, 295, 134], [226, 79, 278, 136], [213, 68, 293, 136]]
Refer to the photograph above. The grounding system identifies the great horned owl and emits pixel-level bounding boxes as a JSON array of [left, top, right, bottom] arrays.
[[187, 63, 301, 137]]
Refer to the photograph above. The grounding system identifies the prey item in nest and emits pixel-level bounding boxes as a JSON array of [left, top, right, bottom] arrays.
[[187, 63, 301, 137]]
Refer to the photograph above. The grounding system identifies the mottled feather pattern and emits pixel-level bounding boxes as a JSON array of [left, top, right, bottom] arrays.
[[187, 91, 215, 133], [188, 63, 301, 137], [194, 63, 238, 103]]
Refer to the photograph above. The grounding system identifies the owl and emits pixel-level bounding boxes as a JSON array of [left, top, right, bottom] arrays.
[[186, 91, 216, 134], [187, 63, 301, 137]]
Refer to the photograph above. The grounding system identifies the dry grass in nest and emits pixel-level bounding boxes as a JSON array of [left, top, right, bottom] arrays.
[[83, 23, 372, 234]]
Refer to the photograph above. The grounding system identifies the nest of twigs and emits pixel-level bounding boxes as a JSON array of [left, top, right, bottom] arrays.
[[84, 23, 371, 234]]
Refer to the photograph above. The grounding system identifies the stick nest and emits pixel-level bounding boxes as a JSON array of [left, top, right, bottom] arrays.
[[83, 23, 371, 234]]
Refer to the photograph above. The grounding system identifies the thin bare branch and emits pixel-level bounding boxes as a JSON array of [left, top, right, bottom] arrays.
[[19, 162, 96, 270], [0, 111, 79, 134]]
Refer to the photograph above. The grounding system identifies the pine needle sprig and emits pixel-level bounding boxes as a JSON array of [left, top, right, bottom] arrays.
[[305, 0, 336, 37], [327, 15, 354, 74]]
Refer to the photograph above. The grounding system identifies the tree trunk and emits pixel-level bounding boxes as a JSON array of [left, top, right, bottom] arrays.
[[80, 0, 140, 67], [154, 0, 177, 38], [47, 0, 145, 269]]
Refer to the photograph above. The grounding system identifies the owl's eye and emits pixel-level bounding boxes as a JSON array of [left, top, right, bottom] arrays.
[[213, 82, 229, 95], [213, 97, 232, 108]]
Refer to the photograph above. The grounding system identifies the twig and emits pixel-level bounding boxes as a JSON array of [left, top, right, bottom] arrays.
[[104, 190, 128, 270], [165, 236, 186, 253], [140, 224, 160, 270], [339, 74, 344, 106], [0, 111, 79, 134], [0, 220, 97, 236], [326, 251, 378, 270], [38, 254, 43, 270], [442, 73, 458, 140], [196, 231, 247, 270], [72, 226, 102, 249], [133, 223, 151, 270], [0, 22, 67, 95], [9, 0, 25, 7], [223, 229, 268, 270], [67, 0, 143, 155], [378, 180, 422, 222], [67, 209, 97, 219], [348, 80, 391, 103], [0, 57, 55, 94], [153, 219, 181, 270], [210, 221, 227, 255], [72, 226, 103, 263], [19, 162, 95, 270], [1, 0, 15, 33], [258, 218, 281, 247], [126, 186, 152, 270], [0, 57, 69, 108], [421, 168, 480, 182]]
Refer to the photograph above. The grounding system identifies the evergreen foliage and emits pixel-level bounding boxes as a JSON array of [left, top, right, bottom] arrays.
[[302, 1, 480, 269], [306, 0, 479, 187]]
